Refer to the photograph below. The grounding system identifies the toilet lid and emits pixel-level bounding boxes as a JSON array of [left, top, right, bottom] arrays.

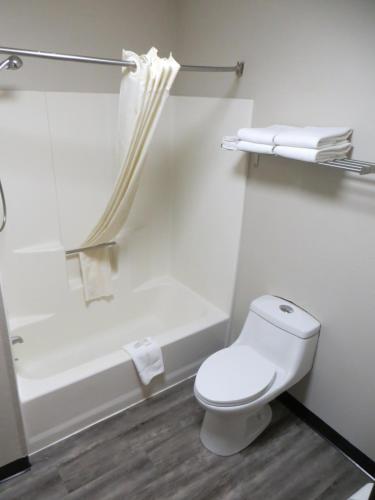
[[195, 345, 276, 407]]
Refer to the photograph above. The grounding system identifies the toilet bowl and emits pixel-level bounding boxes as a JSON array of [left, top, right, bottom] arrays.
[[194, 295, 320, 456]]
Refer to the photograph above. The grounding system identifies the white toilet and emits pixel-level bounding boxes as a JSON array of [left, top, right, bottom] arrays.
[[194, 295, 320, 456]]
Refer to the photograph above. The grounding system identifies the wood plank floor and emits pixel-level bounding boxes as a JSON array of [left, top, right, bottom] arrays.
[[0, 378, 368, 499]]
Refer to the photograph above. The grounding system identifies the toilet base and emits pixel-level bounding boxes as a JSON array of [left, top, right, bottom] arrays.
[[200, 404, 272, 456]]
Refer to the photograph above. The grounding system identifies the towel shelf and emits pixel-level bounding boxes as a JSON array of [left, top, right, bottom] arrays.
[[317, 158, 375, 175], [65, 241, 116, 256], [221, 145, 375, 175]]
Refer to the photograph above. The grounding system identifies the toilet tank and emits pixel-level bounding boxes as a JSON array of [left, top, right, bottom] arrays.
[[235, 295, 320, 382]]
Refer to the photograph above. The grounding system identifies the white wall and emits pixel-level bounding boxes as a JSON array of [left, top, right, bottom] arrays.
[[174, 0, 375, 460], [0, 0, 177, 93]]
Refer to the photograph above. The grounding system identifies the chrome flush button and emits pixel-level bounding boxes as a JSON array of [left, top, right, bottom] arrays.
[[279, 304, 294, 314]]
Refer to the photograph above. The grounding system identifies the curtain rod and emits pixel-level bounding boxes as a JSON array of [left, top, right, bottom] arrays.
[[0, 46, 244, 76]]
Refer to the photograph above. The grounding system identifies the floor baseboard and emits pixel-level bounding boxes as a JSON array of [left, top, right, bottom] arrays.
[[279, 392, 375, 480], [0, 457, 31, 483]]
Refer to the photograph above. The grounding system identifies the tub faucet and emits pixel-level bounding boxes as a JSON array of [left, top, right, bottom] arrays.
[[11, 335, 24, 345]]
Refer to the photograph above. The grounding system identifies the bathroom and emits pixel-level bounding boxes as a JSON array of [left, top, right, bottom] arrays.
[[0, 0, 374, 498]]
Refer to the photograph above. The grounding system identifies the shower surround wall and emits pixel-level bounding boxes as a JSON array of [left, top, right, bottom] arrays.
[[0, 91, 252, 451]]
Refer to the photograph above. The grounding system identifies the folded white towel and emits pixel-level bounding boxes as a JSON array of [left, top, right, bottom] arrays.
[[274, 126, 353, 149], [222, 136, 239, 150], [222, 137, 274, 154], [222, 142, 238, 151], [79, 246, 113, 302], [237, 141, 275, 154], [237, 125, 297, 145], [274, 142, 352, 163], [124, 337, 164, 385]]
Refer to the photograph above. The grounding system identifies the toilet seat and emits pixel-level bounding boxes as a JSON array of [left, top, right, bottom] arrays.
[[195, 345, 276, 407]]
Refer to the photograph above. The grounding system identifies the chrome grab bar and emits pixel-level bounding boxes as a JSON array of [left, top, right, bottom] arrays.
[[65, 241, 116, 256], [0, 179, 7, 232]]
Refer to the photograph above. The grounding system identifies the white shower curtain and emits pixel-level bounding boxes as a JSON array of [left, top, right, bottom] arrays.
[[78, 48, 180, 302]]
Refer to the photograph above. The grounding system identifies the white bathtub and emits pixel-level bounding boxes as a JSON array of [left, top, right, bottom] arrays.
[[12, 277, 229, 452], [3, 94, 252, 454]]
